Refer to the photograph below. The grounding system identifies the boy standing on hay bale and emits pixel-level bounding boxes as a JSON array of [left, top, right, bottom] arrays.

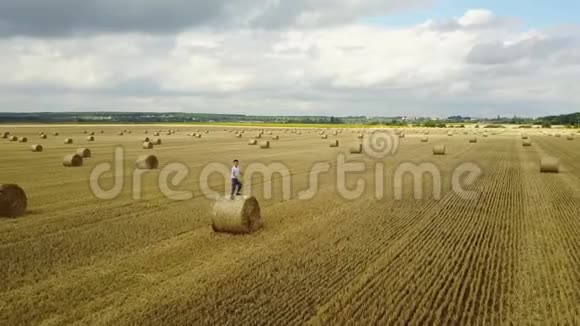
[[231, 159, 243, 200]]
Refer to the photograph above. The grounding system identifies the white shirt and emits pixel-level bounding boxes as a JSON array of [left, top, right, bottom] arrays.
[[231, 166, 240, 180]]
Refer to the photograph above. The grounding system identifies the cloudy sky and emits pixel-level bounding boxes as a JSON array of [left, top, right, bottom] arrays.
[[0, 0, 579, 117]]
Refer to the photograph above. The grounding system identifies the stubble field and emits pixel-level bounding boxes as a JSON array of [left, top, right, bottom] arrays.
[[1, 124, 579, 325]]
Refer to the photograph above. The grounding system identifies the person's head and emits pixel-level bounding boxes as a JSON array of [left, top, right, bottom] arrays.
[[233, 159, 239, 167]]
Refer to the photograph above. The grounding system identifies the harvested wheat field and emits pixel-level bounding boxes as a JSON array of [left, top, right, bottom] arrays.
[[1, 124, 580, 325]]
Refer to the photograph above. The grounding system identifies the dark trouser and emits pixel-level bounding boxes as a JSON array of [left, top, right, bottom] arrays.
[[231, 178, 242, 196]]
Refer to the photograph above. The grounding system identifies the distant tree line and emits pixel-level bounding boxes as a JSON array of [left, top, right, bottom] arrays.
[[1, 111, 579, 127], [538, 112, 580, 127]]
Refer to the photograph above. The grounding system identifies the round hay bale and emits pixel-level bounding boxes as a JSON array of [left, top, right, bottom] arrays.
[[469, 137, 477, 143], [53, 132, 59, 136], [76, 148, 91, 158], [40, 134, 47, 139], [196, 134, 202, 138], [205, 130, 209, 134], [153, 132, 160, 136], [83, 130, 88, 134], [483, 134, 488, 138], [144, 130, 148, 134], [248, 140, 258, 145], [63, 154, 83, 167], [153, 138, 162, 145], [136, 155, 159, 169], [421, 136, 429, 142], [89, 132, 95, 136], [117, 132, 124, 136], [522, 139, 532, 147], [540, 157, 559, 173], [143, 141, 154, 149], [433, 144, 446, 155], [211, 196, 262, 234], [399, 133, 405, 139], [126, 130, 132, 134], [2, 131, 10, 138], [9, 136, 17, 141], [18, 137, 28, 143], [357, 134, 363, 139], [236, 134, 242, 138], [321, 135, 328, 139], [100, 130, 104, 133], [166, 131, 172, 136], [255, 134, 262, 139], [521, 134, 529, 140], [349, 144, 363, 154], [30, 144, 43, 152], [272, 135, 279, 140], [555, 134, 561, 138], [64, 138, 73, 144], [259, 141, 270, 149], [0, 184, 27, 218], [329, 140, 339, 147], [143, 137, 150, 142], [87, 136, 95, 141], [268, 131, 273, 135], [567, 135, 574, 141], [447, 131, 453, 136]]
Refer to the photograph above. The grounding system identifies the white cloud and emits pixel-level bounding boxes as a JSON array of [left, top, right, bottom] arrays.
[[0, 8, 579, 117], [457, 9, 496, 27]]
